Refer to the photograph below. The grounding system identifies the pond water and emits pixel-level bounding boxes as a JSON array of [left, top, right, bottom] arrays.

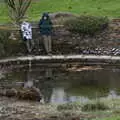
[[0, 65, 120, 104]]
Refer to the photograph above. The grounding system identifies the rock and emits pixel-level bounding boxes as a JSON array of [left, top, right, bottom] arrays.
[[9, 33, 17, 40], [0, 88, 17, 97], [0, 87, 42, 102], [5, 88, 17, 97], [17, 87, 42, 101]]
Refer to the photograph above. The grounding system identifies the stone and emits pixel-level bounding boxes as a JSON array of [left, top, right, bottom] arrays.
[[5, 88, 17, 97], [17, 87, 42, 101], [0, 87, 42, 102]]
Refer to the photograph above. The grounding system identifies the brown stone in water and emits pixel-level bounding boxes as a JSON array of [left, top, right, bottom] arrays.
[[0, 87, 42, 101], [17, 87, 42, 101]]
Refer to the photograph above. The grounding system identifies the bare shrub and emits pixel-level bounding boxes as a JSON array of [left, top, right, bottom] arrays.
[[4, 0, 32, 24]]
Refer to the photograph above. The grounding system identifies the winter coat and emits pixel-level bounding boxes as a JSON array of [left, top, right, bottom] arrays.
[[21, 21, 32, 40]]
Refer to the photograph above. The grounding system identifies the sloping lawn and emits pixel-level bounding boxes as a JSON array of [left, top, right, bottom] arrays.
[[93, 116, 120, 120], [0, 0, 120, 23]]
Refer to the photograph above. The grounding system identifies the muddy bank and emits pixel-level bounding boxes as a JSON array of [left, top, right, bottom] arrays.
[[0, 97, 91, 120], [0, 97, 112, 120]]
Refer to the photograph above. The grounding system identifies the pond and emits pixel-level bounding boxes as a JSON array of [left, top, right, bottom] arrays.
[[0, 65, 120, 104]]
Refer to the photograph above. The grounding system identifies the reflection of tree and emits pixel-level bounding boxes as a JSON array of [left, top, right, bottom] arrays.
[[64, 69, 120, 98], [66, 86, 109, 99]]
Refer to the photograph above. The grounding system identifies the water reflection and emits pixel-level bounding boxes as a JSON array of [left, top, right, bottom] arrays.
[[24, 69, 34, 88], [1, 66, 120, 103], [51, 88, 66, 103], [107, 90, 118, 99], [51, 87, 89, 104]]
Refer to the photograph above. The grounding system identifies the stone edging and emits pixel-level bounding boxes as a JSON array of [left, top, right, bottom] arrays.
[[1, 55, 120, 67]]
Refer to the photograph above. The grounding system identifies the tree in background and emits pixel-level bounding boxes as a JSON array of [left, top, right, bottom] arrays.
[[4, 0, 32, 25]]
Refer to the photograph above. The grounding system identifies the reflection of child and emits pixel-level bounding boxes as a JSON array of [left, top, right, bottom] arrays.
[[39, 13, 53, 55], [21, 21, 34, 53]]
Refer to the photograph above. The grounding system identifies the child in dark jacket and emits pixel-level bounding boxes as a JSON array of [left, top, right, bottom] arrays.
[[39, 13, 53, 55]]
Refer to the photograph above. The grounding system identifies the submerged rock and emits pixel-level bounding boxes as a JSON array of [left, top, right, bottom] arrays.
[[5, 88, 17, 97], [0, 88, 17, 97], [0, 87, 42, 102], [17, 87, 42, 101]]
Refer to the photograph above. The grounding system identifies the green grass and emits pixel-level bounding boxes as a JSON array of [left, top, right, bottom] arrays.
[[57, 102, 81, 111], [0, 0, 120, 23], [93, 116, 120, 120]]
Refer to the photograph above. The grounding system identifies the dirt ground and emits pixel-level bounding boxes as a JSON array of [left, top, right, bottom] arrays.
[[0, 96, 115, 120], [0, 96, 102, 120]]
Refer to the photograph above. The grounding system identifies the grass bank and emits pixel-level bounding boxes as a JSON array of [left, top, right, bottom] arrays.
[[94, 116, 120, 120], [0, 0, 120, 23], [1, 96, 120, 120]]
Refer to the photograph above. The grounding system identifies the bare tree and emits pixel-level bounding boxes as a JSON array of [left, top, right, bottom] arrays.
[[4, 0, 32, 24]]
